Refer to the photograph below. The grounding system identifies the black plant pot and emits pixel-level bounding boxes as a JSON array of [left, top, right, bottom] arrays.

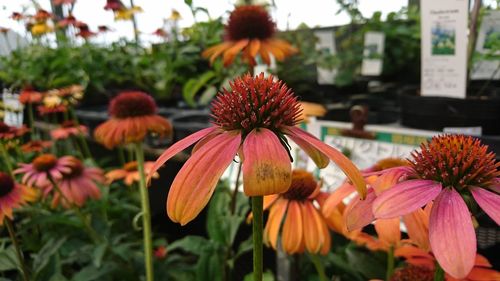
[[399, 87, 500, 135]]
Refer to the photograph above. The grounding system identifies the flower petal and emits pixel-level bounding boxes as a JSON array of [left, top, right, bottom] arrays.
[[372, 179, 442, 219], [242, 128, 291, 196], [374, 218, 401, 247], [321, 182, 355, 217], [284, 126, 366, 198], [148, 127, 217, 183], [470, 187, 500, 225], [302, 202, 324, 254], [281, 200, 303, 254], [222, 39, 249, 66], [430, 188, 476, 279], [344, 189, 377, 231], [372, 167, 412, 195], [403, 206, 430, 251], [285, 127, 329, 169], [166, 132, 241, 225], [264, 197, 288, 249]]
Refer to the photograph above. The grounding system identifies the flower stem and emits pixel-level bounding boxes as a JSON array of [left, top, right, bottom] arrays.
[[5, 219, 29, 281], [386, 245, 395, 281], [27, 103, 38, 140], [0, 143, 13, 175], [230, 163, 242, 214], [309, 254, 328, 281], [68, 107, 92, 160], [134, 142, 154, 281], [434, 261, 445, 281], [252, 196, 263, 281]]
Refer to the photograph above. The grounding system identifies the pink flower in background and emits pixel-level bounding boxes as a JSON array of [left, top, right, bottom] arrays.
[[51, 120, 88, 140], [371, 135, 500, 279], [15, 154, 73, 187]]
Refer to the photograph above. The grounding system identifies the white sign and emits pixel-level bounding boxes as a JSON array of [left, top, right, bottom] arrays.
[[471, 10, 500, 80], [361, 32, 385, 76], [315, 30, 337, 85], [421, 0, 468, 98], [2, 91, 24, 127]]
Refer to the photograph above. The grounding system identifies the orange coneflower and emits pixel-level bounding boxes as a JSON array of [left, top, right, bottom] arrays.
[[51, 120, 87, 140], [106, 161, 159, 186], [202, 5, 297, 66], [263, 169, 331, 255], [0, 172, 37, 225], [45, 157, 104, 208], [94, 91, 172, 149], [14, 154, 73, 187], [149, 73, 365, 225], [21, 140, 52, 153], [19, 87, 43, 104], [371, 135, 500, 279], [0, 122, 29, 140]]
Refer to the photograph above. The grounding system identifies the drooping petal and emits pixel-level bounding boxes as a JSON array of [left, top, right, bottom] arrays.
[[374, 218, 401, 247], [242, 128, 291, 196], [263, 198, 288, 249], [166, 132, 241, 225], [403, 206, 430, 251], [430, 188, 476, 279], [470, 187, 500, 225], [321, 182, 355, 217], [372, 179, 442, 219], [222, 39, 249, 66], [284, 127, 329, 169], [284, 126, 366, 198], [344, 189, 377, 231], [281, 201, 303, 254], [148, 127, 217, 183]]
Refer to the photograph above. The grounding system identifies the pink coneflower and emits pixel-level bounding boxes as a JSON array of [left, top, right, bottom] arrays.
[[0, 122, 29, 140], [372, 135, 500, 279], [10, 12, 23, 21], [94, 91, 172, 149], [51, 120, 87, 140], [98, 25, 112, 33], [33, 9, 52, 22], [57, 14, 77, 28], [48, 157, 104, 208], [14, 154, 73, 187], [152, 28, 167, 38], [104, 0, 124, 11], [149, 73, 366, 225], [76, 24, 96, 39], [53, 0, 75, 5], [21, 140, 52, 153], [106, 161, 159, 186], [0, 172, 37, 224]]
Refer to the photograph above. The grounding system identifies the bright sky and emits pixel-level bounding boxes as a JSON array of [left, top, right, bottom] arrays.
[[1, 0, 408, 44]]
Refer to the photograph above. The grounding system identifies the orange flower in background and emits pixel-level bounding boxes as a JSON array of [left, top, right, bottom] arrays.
[[33, 9, 52, 21], [114, 6, 142, 21], [46, 157, 104, 208], [0, 172, 37, 225], [19, 88, 43, 104], [94, 91, 172, 149], [262, 169, 331, 255], [202, 5, 297, 66], [395, 246, 500, 281], [51, 120, 88, 140], [21, 140, 52, 153], [0, 122, 29, 140], [149, 73, 365, 226], [106, 161, 159, 186]]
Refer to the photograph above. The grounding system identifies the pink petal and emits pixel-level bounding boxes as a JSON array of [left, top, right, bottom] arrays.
[[148, 127, 217, 182], [242, 128, 291, 196], [372, 179, 442, 219], [284, 126, 366, 199], [166, 131, 241, 225], [430, 188, 476, 279], [372, 167, 412, 195], [344, 189, 377, 231], [321, 182, 355, 217], [470, 187, 500, 225]]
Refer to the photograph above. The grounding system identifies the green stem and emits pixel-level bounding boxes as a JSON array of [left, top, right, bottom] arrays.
[[117, 146, 126, 166], [252, 196, 263, 281], [0, 143, 13, 175], [134, 142, 154, 281], [386, 245, 395, 281], [68, 107, 92, 161], [309, 254, 328, 281], [5, 219, 29, 281], [27, 103, 38, 140], [434, 262, 445, 281]]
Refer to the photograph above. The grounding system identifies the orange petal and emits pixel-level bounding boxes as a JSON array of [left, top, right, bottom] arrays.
[[284, 126, 366, 198], [149, 127, 217, 183], [222, 39, 249, 66], [319, 219, 331, 255], [403, 207, 430, 251], [321, 182, 355, 217], [374, 218, 401, 247], [259, 42, 271, 65], [281, 201, 303, 254], [464, 267, 500, 281], [167, 131, 241, 225], [242, 128, 292, 196], [302, 202, 324, 254], [264, 197, 288, 249]]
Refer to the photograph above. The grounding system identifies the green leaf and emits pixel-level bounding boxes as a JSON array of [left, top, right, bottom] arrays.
[[167, 236, 210, 255], [345, 247, 386, 279], [72, 264, 116, 281], [92, 242, 107, 268], [198, 86, 217, 106], [33, 237, 68, 275], [0, 245, 18, 271], [182, 71, 216, 108]]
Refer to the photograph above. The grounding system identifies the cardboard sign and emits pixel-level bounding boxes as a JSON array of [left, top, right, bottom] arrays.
[[361, 32, 385, 76], [471, 10, 500, 80], [421, 0, 468, 98], [315, 30, 337, 85]]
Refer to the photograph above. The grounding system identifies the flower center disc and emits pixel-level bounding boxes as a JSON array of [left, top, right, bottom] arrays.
[[282, 169, 317, 201], [33, 154, 58, 172], [226, 5, 275, 41], [108, 91, 157, 119], [0, 172, 15, 197]]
